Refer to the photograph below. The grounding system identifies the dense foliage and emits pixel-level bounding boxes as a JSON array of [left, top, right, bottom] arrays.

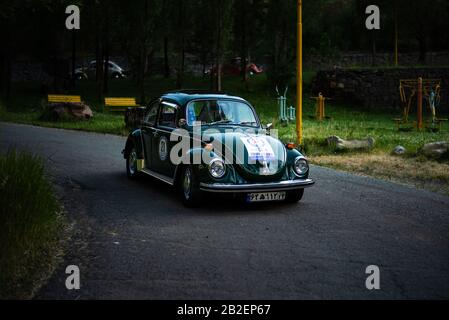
[[1, 0, 448, 97]]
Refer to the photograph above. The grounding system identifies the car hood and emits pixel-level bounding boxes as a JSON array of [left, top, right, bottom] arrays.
[[202, 129, 287, 181]]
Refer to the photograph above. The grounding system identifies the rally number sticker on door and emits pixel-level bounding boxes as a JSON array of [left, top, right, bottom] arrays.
[[159, 136, 168, 161]]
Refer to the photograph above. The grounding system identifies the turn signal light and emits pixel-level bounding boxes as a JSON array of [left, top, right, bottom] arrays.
[[204, 143, 214, 152], [286, 143, 296, 150]]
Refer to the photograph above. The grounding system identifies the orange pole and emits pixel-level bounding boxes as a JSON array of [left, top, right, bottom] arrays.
[[319, 94, 324, 121], [322, 95, 325, 119], [417, 77, 423, 130]]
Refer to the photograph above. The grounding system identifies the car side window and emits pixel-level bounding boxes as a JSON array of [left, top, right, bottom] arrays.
[[144, 102, 159, 126], [158, 103, 178, 128]]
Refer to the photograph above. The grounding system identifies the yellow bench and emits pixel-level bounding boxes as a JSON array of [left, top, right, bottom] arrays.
[[48, 95, 82, 104], [104, 97, 140, 112]]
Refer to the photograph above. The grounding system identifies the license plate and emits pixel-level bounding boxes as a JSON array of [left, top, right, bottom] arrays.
[[247, 192, 286, 203]]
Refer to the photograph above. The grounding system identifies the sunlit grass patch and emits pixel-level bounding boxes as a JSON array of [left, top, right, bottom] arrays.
[[310, 153, 449, 196]]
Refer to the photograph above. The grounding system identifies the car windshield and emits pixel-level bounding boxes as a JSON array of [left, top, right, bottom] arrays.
[[186, 100, 258, 127]]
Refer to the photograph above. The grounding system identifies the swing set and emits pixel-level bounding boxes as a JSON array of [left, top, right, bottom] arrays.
[[394, 78, 447, 131]]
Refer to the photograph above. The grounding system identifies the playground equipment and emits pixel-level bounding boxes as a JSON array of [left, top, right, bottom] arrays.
[[395, 78, 447, 131], [276, 87, 296, 123], [310, 93, 330, 121]]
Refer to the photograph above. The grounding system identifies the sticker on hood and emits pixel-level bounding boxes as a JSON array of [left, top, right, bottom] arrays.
[[241, 136, 275, 161]]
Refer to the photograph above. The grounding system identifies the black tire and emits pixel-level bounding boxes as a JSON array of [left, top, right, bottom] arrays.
[[285, 189, 304, 203], [126, 146, 140, 180], [181, 166, 201, 207]]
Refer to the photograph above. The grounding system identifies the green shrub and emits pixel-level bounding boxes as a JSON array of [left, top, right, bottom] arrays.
[[0, 150, 61, 299]]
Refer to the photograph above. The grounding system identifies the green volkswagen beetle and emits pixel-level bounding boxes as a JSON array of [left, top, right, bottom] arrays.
[[123, 91, 314, 207]]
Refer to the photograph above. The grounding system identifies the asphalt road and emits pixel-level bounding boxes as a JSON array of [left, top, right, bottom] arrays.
[[1, 122, 449, 299]]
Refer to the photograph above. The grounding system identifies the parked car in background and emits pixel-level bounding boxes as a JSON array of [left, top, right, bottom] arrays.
[[74, 60, 127, 80], [206, 57, 264, 77]]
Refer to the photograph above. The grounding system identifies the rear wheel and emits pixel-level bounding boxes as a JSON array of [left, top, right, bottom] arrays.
[[285, 189, 304, 203], [181, 166, 201, 207], [126, 146, 140, 180]]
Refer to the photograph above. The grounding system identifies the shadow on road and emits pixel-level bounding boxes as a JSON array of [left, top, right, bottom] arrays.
[[88, 170, 309, 217]]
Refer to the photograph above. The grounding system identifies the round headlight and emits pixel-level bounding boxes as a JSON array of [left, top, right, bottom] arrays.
[[209, 159, 226, 179], [293, 157, 309, 176]]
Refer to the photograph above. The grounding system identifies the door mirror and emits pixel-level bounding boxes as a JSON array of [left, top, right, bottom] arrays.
[[264, 123, 273, 136], [178, 118, 187, 128]]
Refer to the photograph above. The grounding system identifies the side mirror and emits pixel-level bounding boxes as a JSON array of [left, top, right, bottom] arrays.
[[264, 123, 273, 136], [178, 118, 187, 128]]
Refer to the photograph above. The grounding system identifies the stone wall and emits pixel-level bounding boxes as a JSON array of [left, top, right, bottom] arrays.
[[305, 51, 449, 70], [312, 67, 449, 112]]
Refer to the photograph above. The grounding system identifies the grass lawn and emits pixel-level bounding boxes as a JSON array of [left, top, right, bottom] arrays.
[[1, 74, 448, 195]]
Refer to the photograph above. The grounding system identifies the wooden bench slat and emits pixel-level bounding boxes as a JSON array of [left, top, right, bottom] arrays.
[[107, 102, 137, 104], [48, 95, 82, 103], [106, 101, 136, 103], [105, 98, 137, 101], [105, 98, 136, 100], [104, 97, 139, 112]]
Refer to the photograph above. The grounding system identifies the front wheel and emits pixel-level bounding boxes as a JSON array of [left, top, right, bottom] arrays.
[[112, 73, 121, 79], [285, 189, 304, 203], [181, 166, 201, 207], [126, 147, 140, 180]]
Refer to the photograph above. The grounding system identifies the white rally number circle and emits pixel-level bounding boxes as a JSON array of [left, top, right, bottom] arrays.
[[159, 136, 168, 161]]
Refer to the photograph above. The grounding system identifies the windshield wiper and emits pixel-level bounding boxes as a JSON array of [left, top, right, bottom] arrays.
[[208, 120, 233, 126], [239, 121, 257, 126]]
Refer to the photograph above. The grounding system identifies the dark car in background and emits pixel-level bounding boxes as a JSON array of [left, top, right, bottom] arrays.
[[74, 60, 127, 80]]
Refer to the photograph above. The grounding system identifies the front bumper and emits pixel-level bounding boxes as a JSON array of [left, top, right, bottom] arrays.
[[199, 179, 315, 193]]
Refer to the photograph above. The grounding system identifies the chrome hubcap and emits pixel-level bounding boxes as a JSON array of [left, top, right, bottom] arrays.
[[128, 150, 137, 175], [183, 168, 192, 200]]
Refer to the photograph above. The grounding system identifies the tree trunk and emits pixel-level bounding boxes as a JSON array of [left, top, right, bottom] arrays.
[[95, 3, 104, 103], [5, 54, 11, 101], [217, 63, 222, 92], [164, 37, 170, 78], [176, 37, 185, 89], [71, 31, 77, 88], [371, 31, 376, 66], [240, 0, 249, 84], [215, 0, 223, 92], [3, 21, 12, 100], [139, 0, 149, 103], [0, 28, 4, 95], [0, 45, 5, 98], [103, 5, 110, 95], [418, 37, 427, 64]]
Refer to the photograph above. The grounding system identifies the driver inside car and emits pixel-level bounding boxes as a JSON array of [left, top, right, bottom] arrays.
[[198, 102, 227, 124]]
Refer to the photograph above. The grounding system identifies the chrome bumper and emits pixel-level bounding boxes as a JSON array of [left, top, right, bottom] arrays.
[[200, 179, 315, 193]]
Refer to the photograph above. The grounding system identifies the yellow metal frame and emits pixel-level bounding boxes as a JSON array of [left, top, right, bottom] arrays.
[[397, 78, 443, 130], [310, 93, 328, 121]]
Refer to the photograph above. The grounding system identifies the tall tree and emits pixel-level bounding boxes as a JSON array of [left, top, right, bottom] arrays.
[[214, 0, 234, 91]]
